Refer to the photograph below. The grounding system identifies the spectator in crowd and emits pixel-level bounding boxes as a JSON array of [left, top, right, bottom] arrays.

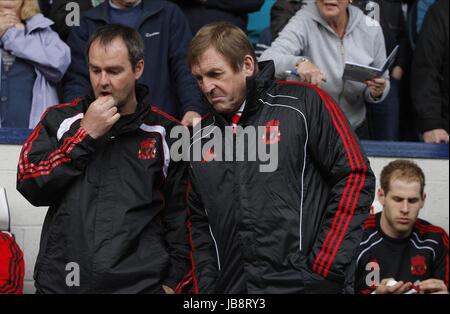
[[0, 0, 70, 129], [354, 0, 408, 141], [16, 24, 190, 294], [170, 0, 264, 36], [270, 0, 303, 40], [49, 0, 105, 42], [260, 0, 389, 138], [63, 0, 204, 127], [355, 160, 448, 294], [411, 0, 449, 144], [185, 23, 375, 293]]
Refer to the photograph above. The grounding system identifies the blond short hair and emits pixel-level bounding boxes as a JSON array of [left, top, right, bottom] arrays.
[[380, 160, 426, 197], [20, 0, 41, 21]]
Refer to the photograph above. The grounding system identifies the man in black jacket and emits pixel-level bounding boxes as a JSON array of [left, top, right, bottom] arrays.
[[16, 24, 190, 294], [411, 0, 449, 144], [185, 22, 375, 294]]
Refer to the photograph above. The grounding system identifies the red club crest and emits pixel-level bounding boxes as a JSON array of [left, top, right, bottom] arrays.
[[411, 255, 427, 276], [262, 120, 281, 145], [138, 138, 157, 160]]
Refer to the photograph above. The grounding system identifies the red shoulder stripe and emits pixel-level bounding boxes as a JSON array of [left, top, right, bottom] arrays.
[[151, 106, 181, 124]]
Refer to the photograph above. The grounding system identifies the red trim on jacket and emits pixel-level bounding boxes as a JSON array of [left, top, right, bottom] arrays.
[[151, 106, 181, 124], [276, 81, 368, 278]]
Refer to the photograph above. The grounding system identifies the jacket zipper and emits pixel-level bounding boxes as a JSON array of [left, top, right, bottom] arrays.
[[338, 38, 346, 104]]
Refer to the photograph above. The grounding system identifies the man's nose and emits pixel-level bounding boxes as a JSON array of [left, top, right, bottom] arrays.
[[400, 200, 410, 214], [202, 78, 215, 95], [99, 72, 110, 86]]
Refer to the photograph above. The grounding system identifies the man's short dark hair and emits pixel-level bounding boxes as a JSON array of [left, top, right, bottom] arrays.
[[86, 24, 144, 69]]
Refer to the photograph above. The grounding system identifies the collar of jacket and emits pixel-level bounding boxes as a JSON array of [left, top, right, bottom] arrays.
[[24, 13, 54, 35], [84, 84, 152, 135], [211, 60, 276, 128], [83, 0, 165, 26], [304, 2, 364, 38]]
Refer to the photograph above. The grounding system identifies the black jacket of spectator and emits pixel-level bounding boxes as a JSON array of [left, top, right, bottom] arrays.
[[49, 0, 95, 41], [38, 0, 53, 17], [170, 0, 264, 35], [411, 0, 449, 133], [270, 0, 303, 40]]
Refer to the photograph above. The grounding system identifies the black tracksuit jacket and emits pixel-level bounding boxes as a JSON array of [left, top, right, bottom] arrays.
[[355, 213, 449, 294], [187, 62, 376, 294], [16, 85, 190, 293]]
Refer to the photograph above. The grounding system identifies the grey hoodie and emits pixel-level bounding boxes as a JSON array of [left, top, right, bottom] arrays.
[[260, 2, 390, 128]]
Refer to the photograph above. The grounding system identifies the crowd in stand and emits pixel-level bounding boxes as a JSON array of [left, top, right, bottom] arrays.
[[0, 0, 448, 144]]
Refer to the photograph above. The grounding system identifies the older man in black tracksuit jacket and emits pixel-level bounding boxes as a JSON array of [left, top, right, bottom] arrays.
[[186, 23, 375, 294]]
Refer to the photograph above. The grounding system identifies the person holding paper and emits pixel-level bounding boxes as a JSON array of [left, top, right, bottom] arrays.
[[260, 0, 389, 138]]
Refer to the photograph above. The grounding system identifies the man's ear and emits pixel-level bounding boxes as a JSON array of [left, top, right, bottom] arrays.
[[378, 188, 386, 206], [243, 55, 255, 77], [134, 59, 145, 80]]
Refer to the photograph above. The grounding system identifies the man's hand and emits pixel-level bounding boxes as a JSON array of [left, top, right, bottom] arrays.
[[0, 12, 19, 37], [162, 285, 175, 294], [375, 278, 413, 294], [419, 279, 449, 294], [391, 66, 403, 80], [423, 129, 449, 144], [181, 111, 202, 127], [80, 96, 120, 139], [366, 77, 386, 99], [296, 61, 327, 87]]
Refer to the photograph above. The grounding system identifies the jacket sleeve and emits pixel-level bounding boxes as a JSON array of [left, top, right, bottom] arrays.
[[301, 85, 375, 293], [410, 4, 447, 133], [187, 169, 219, 293], [160, 155, 191, 289], [16, 106, 96, 207], [1, 25, 71, 83], [62, 17, 92, 102], [168, 7, 204, 116], [260, 11, 308, 79]]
